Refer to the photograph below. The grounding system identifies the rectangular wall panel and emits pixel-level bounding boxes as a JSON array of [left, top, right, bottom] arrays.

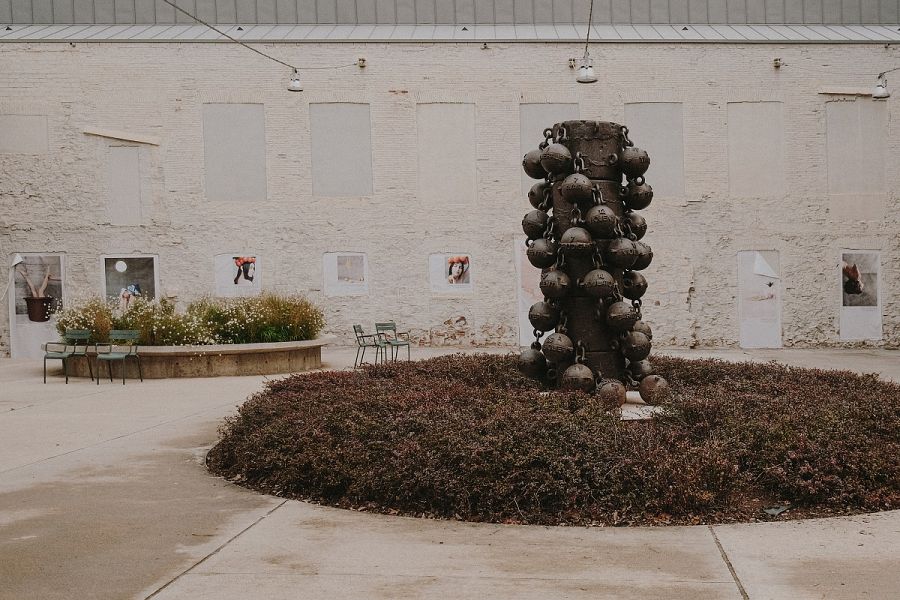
[[624, 102, 685, 197], [106, 145, 142, 225], [840, 250, 881, 340], [0, 115, 48, 154], [737, 250, 782, 348], [417, 103, 476, 207], [727, 101, 784, 197], [826, 99, 886, 194], [201, 103, 267, 202], [519, 102, 579, 194], [310, 103, 373, 196]]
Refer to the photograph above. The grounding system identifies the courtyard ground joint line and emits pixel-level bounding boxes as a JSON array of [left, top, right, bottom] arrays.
[[708, 525, 750, 600], [144, 499, 289, 599]]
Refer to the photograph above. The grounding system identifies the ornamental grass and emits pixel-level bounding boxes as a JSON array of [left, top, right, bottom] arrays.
[[207, 354, 900, 526]]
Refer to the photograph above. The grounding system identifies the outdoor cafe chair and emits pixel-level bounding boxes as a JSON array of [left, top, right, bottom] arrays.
[[96, 330, 143, 385], [353, 324, 388, 367], [375, 321, 411, 362], [43, 329, 93, 384]]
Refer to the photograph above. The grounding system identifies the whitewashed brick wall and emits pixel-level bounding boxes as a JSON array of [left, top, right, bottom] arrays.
[[1, 41, 898, 352]]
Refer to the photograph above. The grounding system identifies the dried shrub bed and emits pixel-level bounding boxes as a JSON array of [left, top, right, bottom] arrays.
[[207, 354, 900, 526]]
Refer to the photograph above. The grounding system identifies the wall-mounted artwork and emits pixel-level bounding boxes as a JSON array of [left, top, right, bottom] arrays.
[[103, 256, 158, 311], [215, 254, 261, 297], [323, 252, 368, 296], [8, 253, 65, 359], [737, 250, 782, 349], [840, 251, 881, 340], [430, 253, 473, 294]]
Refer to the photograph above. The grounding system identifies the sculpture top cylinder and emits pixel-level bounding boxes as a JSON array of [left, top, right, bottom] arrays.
[[550, 120, 627, 182]]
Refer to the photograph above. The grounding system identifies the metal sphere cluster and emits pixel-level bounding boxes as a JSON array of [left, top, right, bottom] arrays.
[[516, 120, 668, 404]]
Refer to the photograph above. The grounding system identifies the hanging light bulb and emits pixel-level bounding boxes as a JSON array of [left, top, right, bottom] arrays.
[[287, 69, 303, 92], [577, 49, 598, 84], [873, 73, 890, 99], [575, 0, 598, 84]]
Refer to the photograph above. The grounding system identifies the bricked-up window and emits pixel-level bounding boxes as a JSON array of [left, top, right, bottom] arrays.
[[417, 103, 476, 206], [519, 103, 579, 194], [310, 103, 373, 197], [727, 101, 785, 197], [826, 99, 887, 195], [201, 103, 267, 202], [624, 102, 685, 197], [0, 115, 48, 154], [106, 145, 142, 225]]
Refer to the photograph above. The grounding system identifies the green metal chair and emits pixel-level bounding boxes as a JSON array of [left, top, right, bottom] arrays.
[[43, 329, 94, 384], [375, 321, 410, 362], [96, 330, 143, 385], [353, 324, 388, 367]]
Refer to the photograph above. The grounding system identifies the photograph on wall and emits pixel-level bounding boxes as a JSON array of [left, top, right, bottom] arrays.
[[736, 250, 782, 349], [840, 251, 881, 340], [12, 254, 63, 321], [103, 256, 157, 311], [215, 254, 261, 296], [514, 238, 543, 346], [324, 252, 368, 296], [429, 253, 473, 293]]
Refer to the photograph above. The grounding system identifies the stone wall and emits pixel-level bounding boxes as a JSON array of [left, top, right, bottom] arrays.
[[1, 41, 898, 353]]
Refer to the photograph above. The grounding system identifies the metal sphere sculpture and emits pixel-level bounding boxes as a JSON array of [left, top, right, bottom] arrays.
[[517, 122, 668, 404]]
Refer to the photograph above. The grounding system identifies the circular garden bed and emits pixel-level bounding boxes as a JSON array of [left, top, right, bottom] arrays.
[[207, 354, 899, 526]]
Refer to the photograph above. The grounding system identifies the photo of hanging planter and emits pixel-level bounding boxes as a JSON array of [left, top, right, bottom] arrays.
[[14, 256, 62, 322]]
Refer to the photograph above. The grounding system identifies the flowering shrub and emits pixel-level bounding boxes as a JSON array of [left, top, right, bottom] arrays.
[[54, 297, 114, 343], [55, 293, 324, 345], [208, 354, 900, 526]]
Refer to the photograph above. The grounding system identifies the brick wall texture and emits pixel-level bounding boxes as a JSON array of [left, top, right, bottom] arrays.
[[1, 41, 899, 352]]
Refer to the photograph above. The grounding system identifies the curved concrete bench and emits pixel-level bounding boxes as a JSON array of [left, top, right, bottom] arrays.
[[60, 338, 332, 379]]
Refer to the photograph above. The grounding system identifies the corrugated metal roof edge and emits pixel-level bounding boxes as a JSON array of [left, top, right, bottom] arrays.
[[2, 23, 899, 43]]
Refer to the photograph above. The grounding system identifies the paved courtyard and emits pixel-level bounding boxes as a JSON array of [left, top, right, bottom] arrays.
[[1, 346, 898, 600]]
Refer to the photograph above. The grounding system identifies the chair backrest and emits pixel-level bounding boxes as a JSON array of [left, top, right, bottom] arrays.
[[375, 322, 397, 334], [109, 330, 141, 344], [64, 329, 92, 351], [353, 324, 365, 338]]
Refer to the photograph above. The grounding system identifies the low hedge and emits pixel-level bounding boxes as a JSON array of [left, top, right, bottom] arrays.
[[207, 354, 900, 525]]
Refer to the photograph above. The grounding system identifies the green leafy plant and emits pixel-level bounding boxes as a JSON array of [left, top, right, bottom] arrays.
[[55, 297, 115, 343]]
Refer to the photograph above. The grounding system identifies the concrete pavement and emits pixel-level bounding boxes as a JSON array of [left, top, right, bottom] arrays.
[[1, 346, 898, 600]]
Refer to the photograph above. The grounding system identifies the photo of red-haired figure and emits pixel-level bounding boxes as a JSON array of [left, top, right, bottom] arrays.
[[447, 255, 470, 284], [233, 256, 256, 285]]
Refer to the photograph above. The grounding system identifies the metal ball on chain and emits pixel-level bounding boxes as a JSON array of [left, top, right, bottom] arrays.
[[623, 180, 653, 211], [526, 238, 558, 268], [580, 268, 618, 299], [528, 301, 560, 332], [596, 378, 627, 407], [518, 348, 547, 378], [606, 300, 639, 332], [604, 238, 638, 269], [632, 320, 652, 340], [558, 227, 594, 256], [558, 173, 593, 203], [631, 242, 653, 271], [619, 147, 650, 179], [560, 363, 596, 393], [539, 269, 572, 299], [639, 375, 670, 404], [522, 149, 548, 180], [621, 271, 648, 300], [539, 143, 573, 176], [522, 210, 549, 239], [583, 204, 619, 239], [623, 212, 647, 240], [621, 331, 652, 362], [628, 359, 654, 382], [528, 181, 551, 209], [542, 332, 575, 363]]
